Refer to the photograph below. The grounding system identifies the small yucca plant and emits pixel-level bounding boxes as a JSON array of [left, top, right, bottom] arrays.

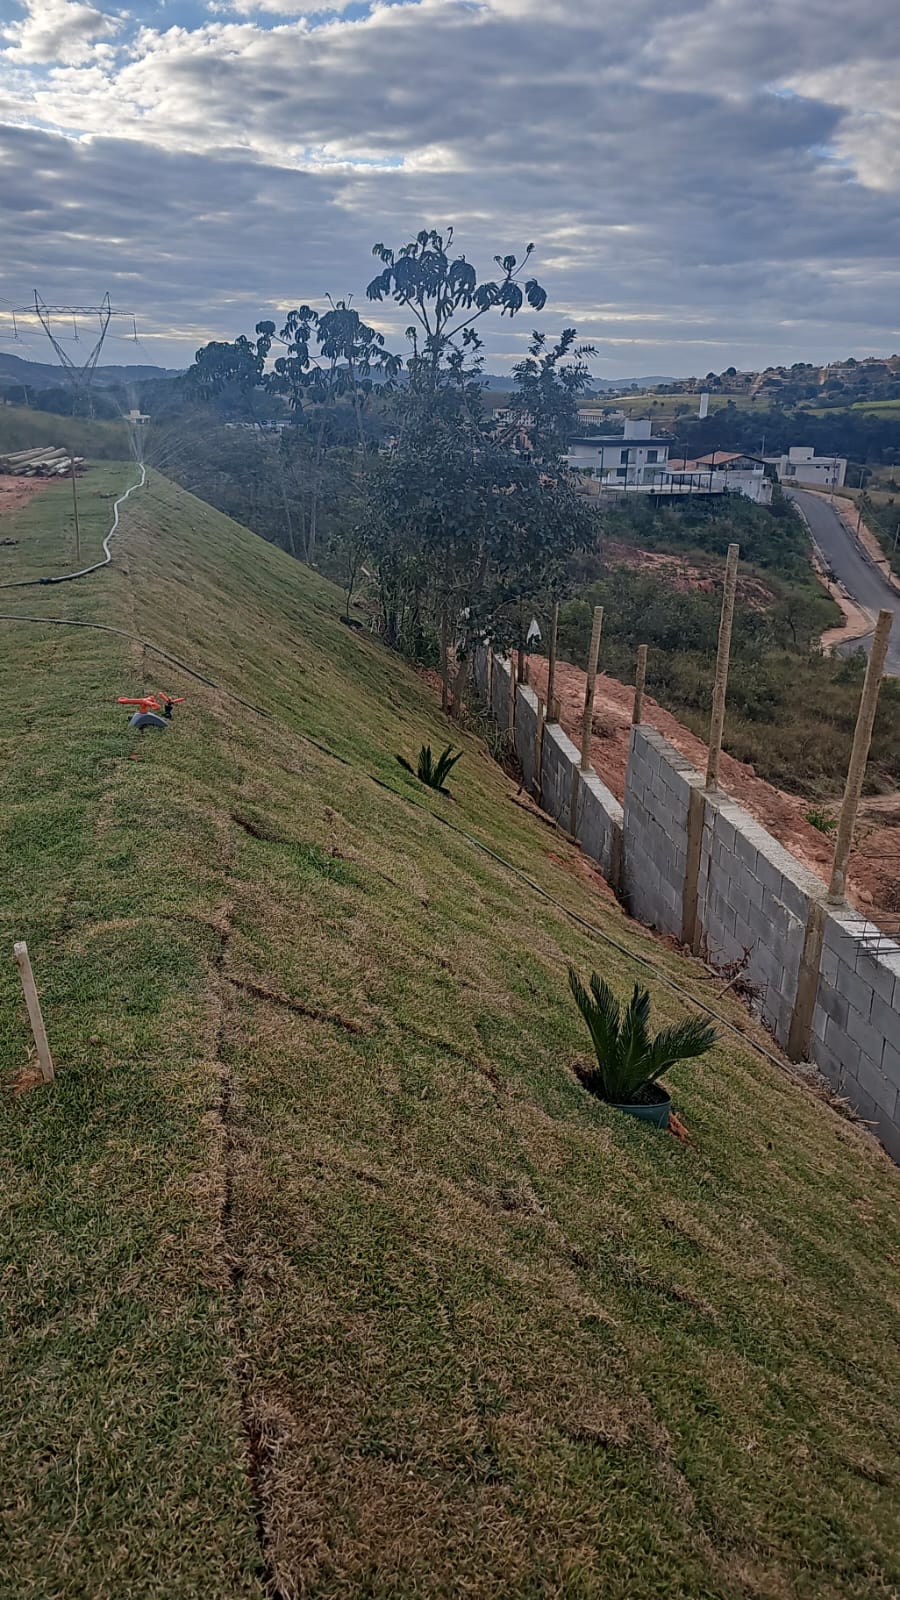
[[397, 742, 463, 794], [568, 967, 716, 1105]]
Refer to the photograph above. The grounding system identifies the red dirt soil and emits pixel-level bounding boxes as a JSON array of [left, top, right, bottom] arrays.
[[0, 476, 51, 517], [527, 654, 899, 924]]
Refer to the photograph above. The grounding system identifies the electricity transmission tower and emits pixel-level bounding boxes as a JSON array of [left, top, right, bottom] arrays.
[[7, 291, 139, 414]]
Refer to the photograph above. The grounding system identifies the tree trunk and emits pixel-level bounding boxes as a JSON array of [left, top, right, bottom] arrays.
[[308, 416, 327, 565]]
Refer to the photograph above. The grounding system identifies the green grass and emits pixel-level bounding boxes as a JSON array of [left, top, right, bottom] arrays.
[[0, 402, 129, 458], [1, 468, 899, 1597]]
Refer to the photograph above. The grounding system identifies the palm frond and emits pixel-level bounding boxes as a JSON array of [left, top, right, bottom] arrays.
[[431, 744, 463, 788], [396, 743, 462, 793], [569, 968, 717, 1106], [568, 967, 621, 1099], [641, 1017, 718, 1086]]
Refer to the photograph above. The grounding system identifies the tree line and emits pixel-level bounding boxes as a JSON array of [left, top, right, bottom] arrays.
[[174, 228, 599, 706]]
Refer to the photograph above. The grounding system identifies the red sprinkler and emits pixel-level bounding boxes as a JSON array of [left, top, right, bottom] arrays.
[[118, 692, 184, 731]]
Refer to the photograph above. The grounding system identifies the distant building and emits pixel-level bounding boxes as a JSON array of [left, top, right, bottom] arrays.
[[566, 418, 670, 485], [771, 446, 847, 489], [668, 451, 772, 505], [575, 404, 626, 426]]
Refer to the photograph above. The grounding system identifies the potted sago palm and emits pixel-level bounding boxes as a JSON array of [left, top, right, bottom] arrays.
[[568, 967, 717, 1128]]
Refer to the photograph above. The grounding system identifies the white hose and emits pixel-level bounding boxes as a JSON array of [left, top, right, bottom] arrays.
[[0, 460, 147, 588]]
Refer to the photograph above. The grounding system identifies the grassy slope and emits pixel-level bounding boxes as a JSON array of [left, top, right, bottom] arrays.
[[0, 402, 128, 458], [1, 467, 899, 1600]]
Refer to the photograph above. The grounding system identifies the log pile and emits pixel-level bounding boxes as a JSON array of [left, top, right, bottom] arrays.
[[0, 447, 85, 477]]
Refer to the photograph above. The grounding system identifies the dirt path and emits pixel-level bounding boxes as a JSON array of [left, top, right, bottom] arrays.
[[0, 476, 51, 518], [527, 653, 898, 922]]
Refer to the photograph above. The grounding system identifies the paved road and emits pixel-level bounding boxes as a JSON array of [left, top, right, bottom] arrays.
[[787, 487, 900, 676]]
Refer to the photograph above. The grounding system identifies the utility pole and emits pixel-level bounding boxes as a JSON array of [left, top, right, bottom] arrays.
[[706, 543, 740, 791], [828, 610, 893, 904]]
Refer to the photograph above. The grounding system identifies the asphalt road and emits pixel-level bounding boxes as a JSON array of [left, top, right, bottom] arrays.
[[787, 487, 900, 676]]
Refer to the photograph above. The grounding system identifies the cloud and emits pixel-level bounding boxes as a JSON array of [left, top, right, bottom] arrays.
[[2, 0, 122, 66], [1, 0, 900, 372]]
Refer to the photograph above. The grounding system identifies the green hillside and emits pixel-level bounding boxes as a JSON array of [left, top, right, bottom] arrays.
[[0, 401, 129, 458], [2, 466, 899, 1599]]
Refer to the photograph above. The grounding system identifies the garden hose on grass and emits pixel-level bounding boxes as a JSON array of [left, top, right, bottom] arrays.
[[0, 464, 147, 589]]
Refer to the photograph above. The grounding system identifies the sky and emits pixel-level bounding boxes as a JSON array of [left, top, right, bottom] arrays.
[[1, 0, 900, 378]]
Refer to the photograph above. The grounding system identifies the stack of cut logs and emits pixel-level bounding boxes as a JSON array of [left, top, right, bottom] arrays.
[[0, 447, 85, 477]]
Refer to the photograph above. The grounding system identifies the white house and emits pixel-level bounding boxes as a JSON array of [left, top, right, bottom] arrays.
[[771, 446, 847, 490], [566, 418, 670, 485]]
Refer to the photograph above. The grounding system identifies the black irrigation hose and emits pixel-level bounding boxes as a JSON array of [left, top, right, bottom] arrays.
[[0, 614, 270, 717], [0, 464, 147, 589]]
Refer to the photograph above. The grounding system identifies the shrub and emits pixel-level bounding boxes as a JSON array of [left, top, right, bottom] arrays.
[[397, 743, 463, 794], [568, 968, 716, 1106]]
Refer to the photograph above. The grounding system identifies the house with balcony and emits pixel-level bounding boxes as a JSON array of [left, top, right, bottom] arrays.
[[566, 419, 670, 485]]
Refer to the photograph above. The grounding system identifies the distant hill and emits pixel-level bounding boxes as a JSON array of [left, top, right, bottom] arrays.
[[480, 372, 679, 394], [0, 351, 181, 390]]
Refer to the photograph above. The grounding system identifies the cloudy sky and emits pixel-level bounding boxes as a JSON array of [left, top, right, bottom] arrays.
[[1, 0, 899, 377]]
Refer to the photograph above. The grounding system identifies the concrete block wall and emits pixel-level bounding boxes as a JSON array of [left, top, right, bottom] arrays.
[[812, 912, 900, 1161], [699, 792, 825, 1049], [473, 646, 489, 699], [622, 727, 701, 940], [469, 651, 900, 1160], [491, 655, 511, 727], [540, 722, 580, 825], [573, 769, 624, 887], [514, 685, 539, 791]]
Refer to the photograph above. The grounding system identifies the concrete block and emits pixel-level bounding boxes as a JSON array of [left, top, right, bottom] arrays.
[[756, 855, 786, 901], [846, 1004, 886, 1069], [870, 989, 899, 1048], [858, 946, 900, 1008], [838, 963, 875, 1022], [875, 1113, 900, 1164], [852, 1052, 898, 1118], [883, 1039, 900, 1092], [823, 1017, 861, 1075], [811, 1037, 848, 1091], [818, 985, 849, 1031]]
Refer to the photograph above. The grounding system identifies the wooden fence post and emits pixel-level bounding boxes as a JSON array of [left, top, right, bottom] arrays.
[[632, 644, 648, 726], [706, 544, 739, 791], [828, 609, 893, 904], [579, 606, 604, 770], [546, 601, 559, 722], [14, 942, 55, 1083]]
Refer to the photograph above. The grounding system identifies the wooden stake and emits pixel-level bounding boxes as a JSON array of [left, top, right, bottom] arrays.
[[828, 609, 893, 904], [546, 601, 559, 723], [14, 942, 55, 1083], [486, 647, 494, 710], [705, 543, 739, 791], [69, 452, 81, 565], [507, 658, 516, 742], [579, 605, 604, 771], [632, 644, 648, 726]]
